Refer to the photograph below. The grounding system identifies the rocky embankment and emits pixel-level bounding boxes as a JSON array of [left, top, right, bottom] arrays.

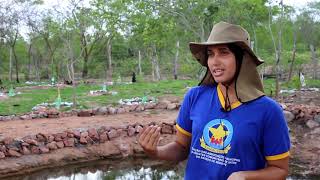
[[0, 98, 319, 177]]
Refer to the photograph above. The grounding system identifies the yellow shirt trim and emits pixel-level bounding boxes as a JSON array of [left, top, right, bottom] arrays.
[[217, 84, 242, 110], [176, 124, 192, 137], [265, 151, 290, 161]]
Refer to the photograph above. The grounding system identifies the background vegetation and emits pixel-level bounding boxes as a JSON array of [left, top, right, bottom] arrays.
[[0, 0, 319, 115]]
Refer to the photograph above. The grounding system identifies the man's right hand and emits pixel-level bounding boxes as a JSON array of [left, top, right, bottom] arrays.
[[138, 125, 161, 157]]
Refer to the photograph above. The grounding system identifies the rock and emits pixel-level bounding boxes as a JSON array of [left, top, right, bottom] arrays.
[[128, 105, 138, 112], [306, 120, 319, 129], [108, 107, 117, 115], [284, 111, 295, 122], [99, 133, 109, 143], [279, 103, 287, 110], [63, 138, 75, 147], [36, 134, 46, 142], [161, 123, 174, 134], [107, 129, 119, 139], [39, 112, 48, 118], [80, 131, 89, 138], [20, 115, 30, 120], [88, 128, 99, 141], [127, 126, 136, 137], [46, 142, 58, 150], [47, 109, 59, 118], [123, 106, 131, 113], [24, 139, 38, 146], [135, 105, 145, 112], [73, 130, 81, 139], [97, 107, 108, 115], [98, 126, 109, 134], [0, 145, 6, 153], [54, 132, 68, 141], [78, 110, 92, 117], [8, 149, 21, 157], [56, 141, 64, 149], [314, 114, 320, 123], [91, 108, 98, 116], [155, 102, 168, 109], [145, 103, 156, 109], [80, 137, 87, 144], [85, 136, 94, 144], [31, 114, 38, 119], [7, 146, 19, 152], [3, 137, 14, 145], [311, 127, 320, 135], [135, 125, 143, 133], [39, 146, 50, 153], [167, 103, 177, 110], [117, 108, 126, 114], [21, 142, 29, 146], [0, 152, 5, 159], [30, 146, 41, 154]]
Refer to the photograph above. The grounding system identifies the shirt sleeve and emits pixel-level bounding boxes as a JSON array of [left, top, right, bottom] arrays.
[[176, 88, 195, 137], [263, 101, 291, 160]]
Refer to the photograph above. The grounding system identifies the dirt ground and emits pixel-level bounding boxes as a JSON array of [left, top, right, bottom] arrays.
[[0, 109, 177, 139]]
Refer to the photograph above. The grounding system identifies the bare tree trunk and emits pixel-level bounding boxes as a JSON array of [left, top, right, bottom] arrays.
[[152, 45, 160, 81], [268, 2, 282, 99], [9, 47, 13, 82], [200, 20, 206, 42], [27, 43, 32, 81], [35, 55, 40, 81], [310, 44, 318, 79], [288, 29, 297, 82], [71, 62, 77, 109], [81, 32, 89, 79], [173, 40, 180, 80], [65, 38, 78, 109], [275, 0, 284, 99], [151, 49, 155, 81], [252, 25, 258, 54], [13, 47, 19, 83], [138, 50, 142, 75], [106, 38, 113, 82]]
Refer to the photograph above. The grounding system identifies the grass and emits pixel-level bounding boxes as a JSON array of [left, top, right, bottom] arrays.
[[1, 77, 319, 116], [0, 80, 197, 116]]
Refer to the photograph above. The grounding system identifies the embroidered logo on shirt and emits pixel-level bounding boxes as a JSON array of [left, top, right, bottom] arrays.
[[200, 119, 233, 154]]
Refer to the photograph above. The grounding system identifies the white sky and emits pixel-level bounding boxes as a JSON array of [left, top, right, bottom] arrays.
[[40, 0, 317, 9], [283, 0, 317, 8]]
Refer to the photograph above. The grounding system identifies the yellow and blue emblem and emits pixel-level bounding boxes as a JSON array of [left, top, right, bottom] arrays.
[[200, 119, 233, 154]]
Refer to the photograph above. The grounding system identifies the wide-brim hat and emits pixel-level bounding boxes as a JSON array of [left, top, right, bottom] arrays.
[[189, 21, 265, 103]]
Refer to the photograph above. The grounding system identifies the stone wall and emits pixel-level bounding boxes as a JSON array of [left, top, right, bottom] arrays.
[[282, 103, 320, 129], [0, 122, 176, 159], [0, 101, 180, 121]]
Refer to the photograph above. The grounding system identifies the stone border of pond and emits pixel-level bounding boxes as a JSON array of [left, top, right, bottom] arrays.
[[0, 122, 176, 160], [0, 99, 180, 121], [0, 102, 319, 177], [0, 103, 319, 160]]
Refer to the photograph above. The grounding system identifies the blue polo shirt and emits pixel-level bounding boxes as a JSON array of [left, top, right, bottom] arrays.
[[176, 84, 290, 180]]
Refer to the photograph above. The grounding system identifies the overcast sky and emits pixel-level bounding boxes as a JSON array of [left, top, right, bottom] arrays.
[[41, 0, 317, 10]]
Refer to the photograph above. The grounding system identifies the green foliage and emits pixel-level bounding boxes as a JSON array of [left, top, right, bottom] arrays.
[[306, 79, 320, 88], [281, 76, 301, 89]]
